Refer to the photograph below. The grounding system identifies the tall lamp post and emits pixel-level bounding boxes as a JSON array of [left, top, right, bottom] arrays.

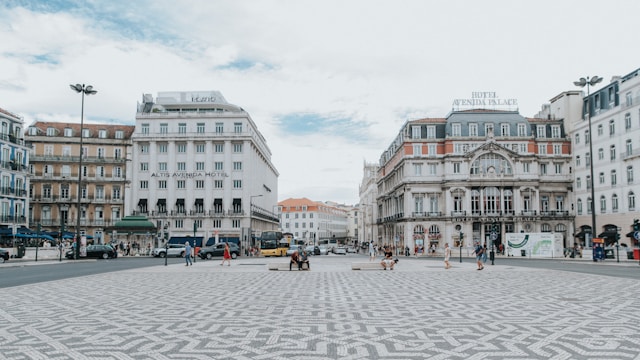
[[248, 195, 263, 254], [574, 76, 602, 246], [69, 83, 97, 259]]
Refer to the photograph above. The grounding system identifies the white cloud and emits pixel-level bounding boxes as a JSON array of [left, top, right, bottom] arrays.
[[2, 0, 640, 204]]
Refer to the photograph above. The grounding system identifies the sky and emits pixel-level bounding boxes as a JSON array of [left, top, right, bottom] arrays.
[[2, 0, 640, 205]]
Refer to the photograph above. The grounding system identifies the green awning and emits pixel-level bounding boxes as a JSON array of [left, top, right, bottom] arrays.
[[108, 216, 156, 234]]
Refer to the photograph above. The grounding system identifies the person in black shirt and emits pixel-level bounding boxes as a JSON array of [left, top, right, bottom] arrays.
[[380, 248, 395, 270]]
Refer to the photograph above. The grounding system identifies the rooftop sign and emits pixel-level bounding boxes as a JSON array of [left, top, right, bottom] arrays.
[[452, 92, 518, 111]]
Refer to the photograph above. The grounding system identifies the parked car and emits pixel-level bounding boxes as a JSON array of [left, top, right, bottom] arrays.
[[65, 244, 117, 259], [286, 244, 301, 257], [198, 243, 240, 260], [0, 248, 9, 262], [346, 246, 357, 253], [333, 247, 347, 255], [318, 245, 328, 255], [304, 245, 320, 256], [153, 244, 186, 258]]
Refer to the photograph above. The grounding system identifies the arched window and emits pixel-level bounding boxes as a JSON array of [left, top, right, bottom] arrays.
[[503, 189, 513, 214], [484, 187, 500, 214], [600, 195, 607, 213], [629, 191, 636, 211], [612, 194, 619, 212], [470, 153, 512, 175], [577, 199, 583, 215], [555, 224, 567, 233], [471, 189, 480, 214], [541, 223, 552, 232]]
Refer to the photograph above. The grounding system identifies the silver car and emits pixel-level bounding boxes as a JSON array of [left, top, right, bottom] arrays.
[[286, 244, 301, 257], [153, 244, 186, 258]]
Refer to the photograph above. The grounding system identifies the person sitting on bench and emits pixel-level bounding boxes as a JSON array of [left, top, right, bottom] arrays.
[[289, 250, 299, 271], [380, 248, 395, 270], [298, 250, 310, 270]]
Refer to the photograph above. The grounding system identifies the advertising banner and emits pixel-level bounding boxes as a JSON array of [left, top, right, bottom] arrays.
[[505, 233, 563, 258]]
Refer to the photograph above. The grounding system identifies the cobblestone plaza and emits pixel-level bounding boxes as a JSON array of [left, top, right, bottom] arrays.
[[1, 256, 639, 359]]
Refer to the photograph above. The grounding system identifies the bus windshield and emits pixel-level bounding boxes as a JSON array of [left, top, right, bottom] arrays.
[[260, 240, 277, 250]]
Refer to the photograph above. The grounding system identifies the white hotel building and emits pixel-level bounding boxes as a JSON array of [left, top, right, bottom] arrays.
[[128, 91, 279, 249]]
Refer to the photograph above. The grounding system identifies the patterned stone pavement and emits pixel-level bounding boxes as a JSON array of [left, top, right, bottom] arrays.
[[1, 255, 639, 360]]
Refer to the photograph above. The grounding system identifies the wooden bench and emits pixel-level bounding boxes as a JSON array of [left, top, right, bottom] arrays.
[[268, 262, 309, 271], [351, 262, 386, 270]]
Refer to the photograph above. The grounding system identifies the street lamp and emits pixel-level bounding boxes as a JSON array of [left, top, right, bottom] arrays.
[[248, 195, 263, 254], [69, 83, 97, 259], [574, 76, 602, 247]]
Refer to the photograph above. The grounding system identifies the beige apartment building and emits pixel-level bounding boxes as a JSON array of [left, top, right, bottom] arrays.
[[26, 122, 134, 243]]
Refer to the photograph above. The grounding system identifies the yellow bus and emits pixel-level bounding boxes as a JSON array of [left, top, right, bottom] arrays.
[[260, 231, 288, 257]]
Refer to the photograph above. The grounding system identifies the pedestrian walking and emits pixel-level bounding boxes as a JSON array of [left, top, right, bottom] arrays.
[[369, 242, 376, 261], [184, 241, 193, 266], [444, 243, 451, 269], [220, 242, 232, 266], [474, 243, 484, 270]]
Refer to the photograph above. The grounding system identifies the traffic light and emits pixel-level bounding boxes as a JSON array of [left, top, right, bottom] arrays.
[[615, 232, 620, 242], [634, 219, 640, 232]]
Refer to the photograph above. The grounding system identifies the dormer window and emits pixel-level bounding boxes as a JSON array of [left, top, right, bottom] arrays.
[[46, 127, 56, 136], [64, 128, 73, 137], [29, 127, 38, 136], [99, 129, 107, 138]]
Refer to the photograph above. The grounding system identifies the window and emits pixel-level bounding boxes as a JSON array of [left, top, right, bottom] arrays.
[[140, 180, 148, 189], [114, 167, 122, 178], [62, 146, 71, 157], [586, 153, 590, 166], [177, 143, 186, 153], [99, 129, 107, 138], [628, 166, 634, 183], [158, 162, 167, 171], [233, 180, 242, 189], [215, 143, 224, 153], [196, 162, 205, 171], [576, 156, 581, 166], [196, 143, 205, 153], [598, 148, 604, 160], [114, 148, 122, 159], [629, 191, 636, 210], [597, 124, 603, 136], [522, 162, 530, 173], [469, 123, 478, 137], [586, 175, 591, 189], [215, 162, 223, 170], [96, 166, 104, 177], [195, 180, 204, 189], [611, 170, 617, 186], [178, 123, 186, 134], [141, 124, 149, 134], [452, 124, 461, 136], [540, 163, 547, 175], [412, 126, 421, 139], [554, 163, 562, 174], [140, 144, 149, 153], [234, 122, 242, 133], [453, 162, 461, 174], [158, 143, 167, 153], [625, 113, 632, 130], [485, 123, 494, 136], [536, 125, 546, 138], [609, 119, 615, 136], [97, 148, 105, 159], [64, 128, 72, 137], [412, 144, 422, 156], [215, 122, 224, 133], [177, 180, 185, 189], [500, 123, 509, 136], [140, 162, 149, 171], [215, 180, 223, 189], [177, 162, 186, 171], [576, 177, 581, 189], [585, 130, 590, 143], [197, 123, 205, 133], [538, 144, 547, 155], [626, 139, 633, 156], [233, 161, 242, 170], [599, 172, 605, 184], [551, 125, 560, 138], [233, 143, 242, 153], [428, 144, 436, 156], [426, 126, 436, 138], [600, 195, 606, 212], [612, 194, 619, 212], [610, 145, 616, 160], [112, 186, 121, 200], [428, 163, 437, 175], [575, 133, 580, 145], [626, 92, 633, 106], [553, 144, 561, 155], [115, 130, 123, 139], [518, 124, 526, 137], [160, 123, 168, 134], [413, 163, 422, 176], [577, 199, 583, 215], [158, 180, 167, 189]]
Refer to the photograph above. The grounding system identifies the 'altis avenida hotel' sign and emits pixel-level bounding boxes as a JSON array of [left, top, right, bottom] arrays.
[[452, 92, 518, 111]]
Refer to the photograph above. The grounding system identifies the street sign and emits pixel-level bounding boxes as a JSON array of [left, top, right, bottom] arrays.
[[634, 231, 640, 241]]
